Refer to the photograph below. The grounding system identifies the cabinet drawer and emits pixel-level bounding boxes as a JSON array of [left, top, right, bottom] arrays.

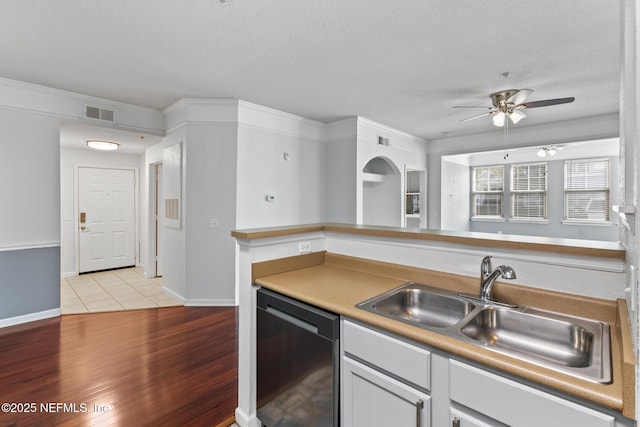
[[343, 320, 430, 390], [449, 360, 614, 427]]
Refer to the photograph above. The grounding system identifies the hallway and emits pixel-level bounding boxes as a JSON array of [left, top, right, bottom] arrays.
[[61, 267, 182, 314]]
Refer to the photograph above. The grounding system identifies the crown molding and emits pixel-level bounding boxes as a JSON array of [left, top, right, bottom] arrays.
[[0, 77, 165, 134]]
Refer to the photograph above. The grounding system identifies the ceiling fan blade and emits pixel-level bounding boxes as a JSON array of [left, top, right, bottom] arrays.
[[506, 89, 534, 106], [520, 97, 575, 109], [460, 111, 494, 122], [452, 106, 493, 109]]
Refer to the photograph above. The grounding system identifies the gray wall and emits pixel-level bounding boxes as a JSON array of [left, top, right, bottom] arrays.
[[0, 247, 60, 318]]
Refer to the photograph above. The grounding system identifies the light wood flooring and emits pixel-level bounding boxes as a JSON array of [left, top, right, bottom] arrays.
[[0, 306, 238, 426], [62, 267, 182, 314]]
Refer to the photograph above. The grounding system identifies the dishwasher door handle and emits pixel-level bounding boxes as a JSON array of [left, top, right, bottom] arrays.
[[257, 288, 339, 340], [265, 305, 319, 334]]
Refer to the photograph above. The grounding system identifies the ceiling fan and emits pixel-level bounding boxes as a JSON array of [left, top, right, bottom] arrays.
[[453, 89, 575, 127]]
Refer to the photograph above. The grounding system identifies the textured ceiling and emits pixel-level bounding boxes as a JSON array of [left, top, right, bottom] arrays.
[[0, 0, 620, 144]]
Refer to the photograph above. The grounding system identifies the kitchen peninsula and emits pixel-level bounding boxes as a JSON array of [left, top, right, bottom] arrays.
[[232, 224, 634, 426]]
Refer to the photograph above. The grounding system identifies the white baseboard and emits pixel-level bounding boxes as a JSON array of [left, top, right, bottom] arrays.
[[184, 298, 237, 306], [235, 407, 261, 427], [61, 271, 77, 278], [0, 308, 61, 328], [161, 286, 186, 303]]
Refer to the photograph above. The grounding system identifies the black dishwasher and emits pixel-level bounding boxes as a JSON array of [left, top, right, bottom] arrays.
[[257, 288, 340, 427]]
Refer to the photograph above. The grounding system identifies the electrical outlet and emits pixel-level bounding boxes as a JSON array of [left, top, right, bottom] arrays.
[[298, 241, 312, 253], [208, 218, 219, 228]]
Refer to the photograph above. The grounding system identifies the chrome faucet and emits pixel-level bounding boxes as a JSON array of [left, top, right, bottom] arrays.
[[480, 256, 516, 302]]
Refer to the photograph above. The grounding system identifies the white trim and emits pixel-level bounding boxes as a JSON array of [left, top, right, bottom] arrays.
[[0, 308, 61, 329], [561, 220, 612, 227], [0, 242, 60, 252], [471, 216, 506, 222], [508, 218, 550, 224], [235, 407, 262, 427], [0, 77, 164, 134], [161, 286, 186, 304], [184, 299, 237, 306]]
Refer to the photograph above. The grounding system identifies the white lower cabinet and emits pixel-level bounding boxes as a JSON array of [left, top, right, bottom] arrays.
[[449, 359, 616, 427], [343, 358, 431, 427], [341, 319, 634, 427]]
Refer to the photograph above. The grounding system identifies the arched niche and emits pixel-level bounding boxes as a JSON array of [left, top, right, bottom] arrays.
[[362, 156, 402, 226]]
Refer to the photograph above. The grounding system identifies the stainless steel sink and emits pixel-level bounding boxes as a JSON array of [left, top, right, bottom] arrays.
[[357, 282, 475, 328], [460, 307, 600, 368], [356, 282, 611, 383]]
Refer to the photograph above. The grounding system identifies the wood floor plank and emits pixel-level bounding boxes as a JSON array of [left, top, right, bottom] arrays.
[[0, 306, 238, 426]]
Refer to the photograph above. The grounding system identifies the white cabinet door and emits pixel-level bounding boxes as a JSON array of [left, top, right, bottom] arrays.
[[343, 357, 430, 427]]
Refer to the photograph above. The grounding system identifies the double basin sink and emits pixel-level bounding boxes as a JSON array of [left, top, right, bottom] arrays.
[[357, 282, 611, 383]]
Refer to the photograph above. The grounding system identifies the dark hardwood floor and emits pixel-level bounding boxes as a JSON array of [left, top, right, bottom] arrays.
[[0, 306, 238, 427]]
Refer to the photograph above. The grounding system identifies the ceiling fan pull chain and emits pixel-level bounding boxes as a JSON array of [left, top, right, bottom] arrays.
[[503, 119, 510, 160]]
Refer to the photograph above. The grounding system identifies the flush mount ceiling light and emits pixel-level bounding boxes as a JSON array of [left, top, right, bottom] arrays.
[[86, 140, 119, 151], [536, 146, 557, 158]]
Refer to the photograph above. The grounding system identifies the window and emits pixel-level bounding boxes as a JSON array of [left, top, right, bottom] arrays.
[[564, 158, 609, 222], [472, 166, 504, 218], [511, 163, 547, 220]]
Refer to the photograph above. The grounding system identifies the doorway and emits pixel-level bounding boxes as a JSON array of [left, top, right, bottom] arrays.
[[78, 166, 136, 273]]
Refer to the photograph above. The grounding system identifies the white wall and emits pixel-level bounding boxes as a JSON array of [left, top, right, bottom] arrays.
[[441, 158, 470, 231], [324, 117, 428, 226], [236, 123, 325, 228], [356, 117, 428, 225], [60, 147, 144, 277], [184, 122, 238, 304], [151, 99, 326, 305], [325, 119, 358, 223]]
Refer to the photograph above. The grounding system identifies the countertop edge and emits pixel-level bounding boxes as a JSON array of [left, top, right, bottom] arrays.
[[232, 223, 626, 260]]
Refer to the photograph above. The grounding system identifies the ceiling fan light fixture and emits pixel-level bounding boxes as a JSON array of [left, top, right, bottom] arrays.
[[537, 146, 557, 158], [492, 112, 506, 127], [86, 140, 119, 151], [508, 109, 526, 124]]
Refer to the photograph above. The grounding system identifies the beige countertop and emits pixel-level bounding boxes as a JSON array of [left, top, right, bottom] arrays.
[[253, 252, 636, 419]]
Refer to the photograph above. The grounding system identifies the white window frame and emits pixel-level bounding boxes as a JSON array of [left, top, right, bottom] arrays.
[[563, 158, 610, 224], [471, 165, 504, 220], [510, 162, 548, 222]]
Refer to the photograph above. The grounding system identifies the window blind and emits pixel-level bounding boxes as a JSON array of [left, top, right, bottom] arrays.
[[511, 163, 547, 219], [564, 159, 609, 222], [472, 166, 504, 218]]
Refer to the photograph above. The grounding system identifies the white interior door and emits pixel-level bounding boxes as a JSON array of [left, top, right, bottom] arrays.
[[79, 167, 135, 273]]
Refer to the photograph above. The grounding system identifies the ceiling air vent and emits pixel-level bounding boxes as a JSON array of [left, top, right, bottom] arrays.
[[377, 135, 390, 147], [84, 105, 115, 122]]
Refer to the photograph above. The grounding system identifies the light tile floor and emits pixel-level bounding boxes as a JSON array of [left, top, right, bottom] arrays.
[[61, 267, 182, 314]]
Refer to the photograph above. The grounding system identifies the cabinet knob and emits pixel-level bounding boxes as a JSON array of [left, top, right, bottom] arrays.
[[452, 416, 461, 427]]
